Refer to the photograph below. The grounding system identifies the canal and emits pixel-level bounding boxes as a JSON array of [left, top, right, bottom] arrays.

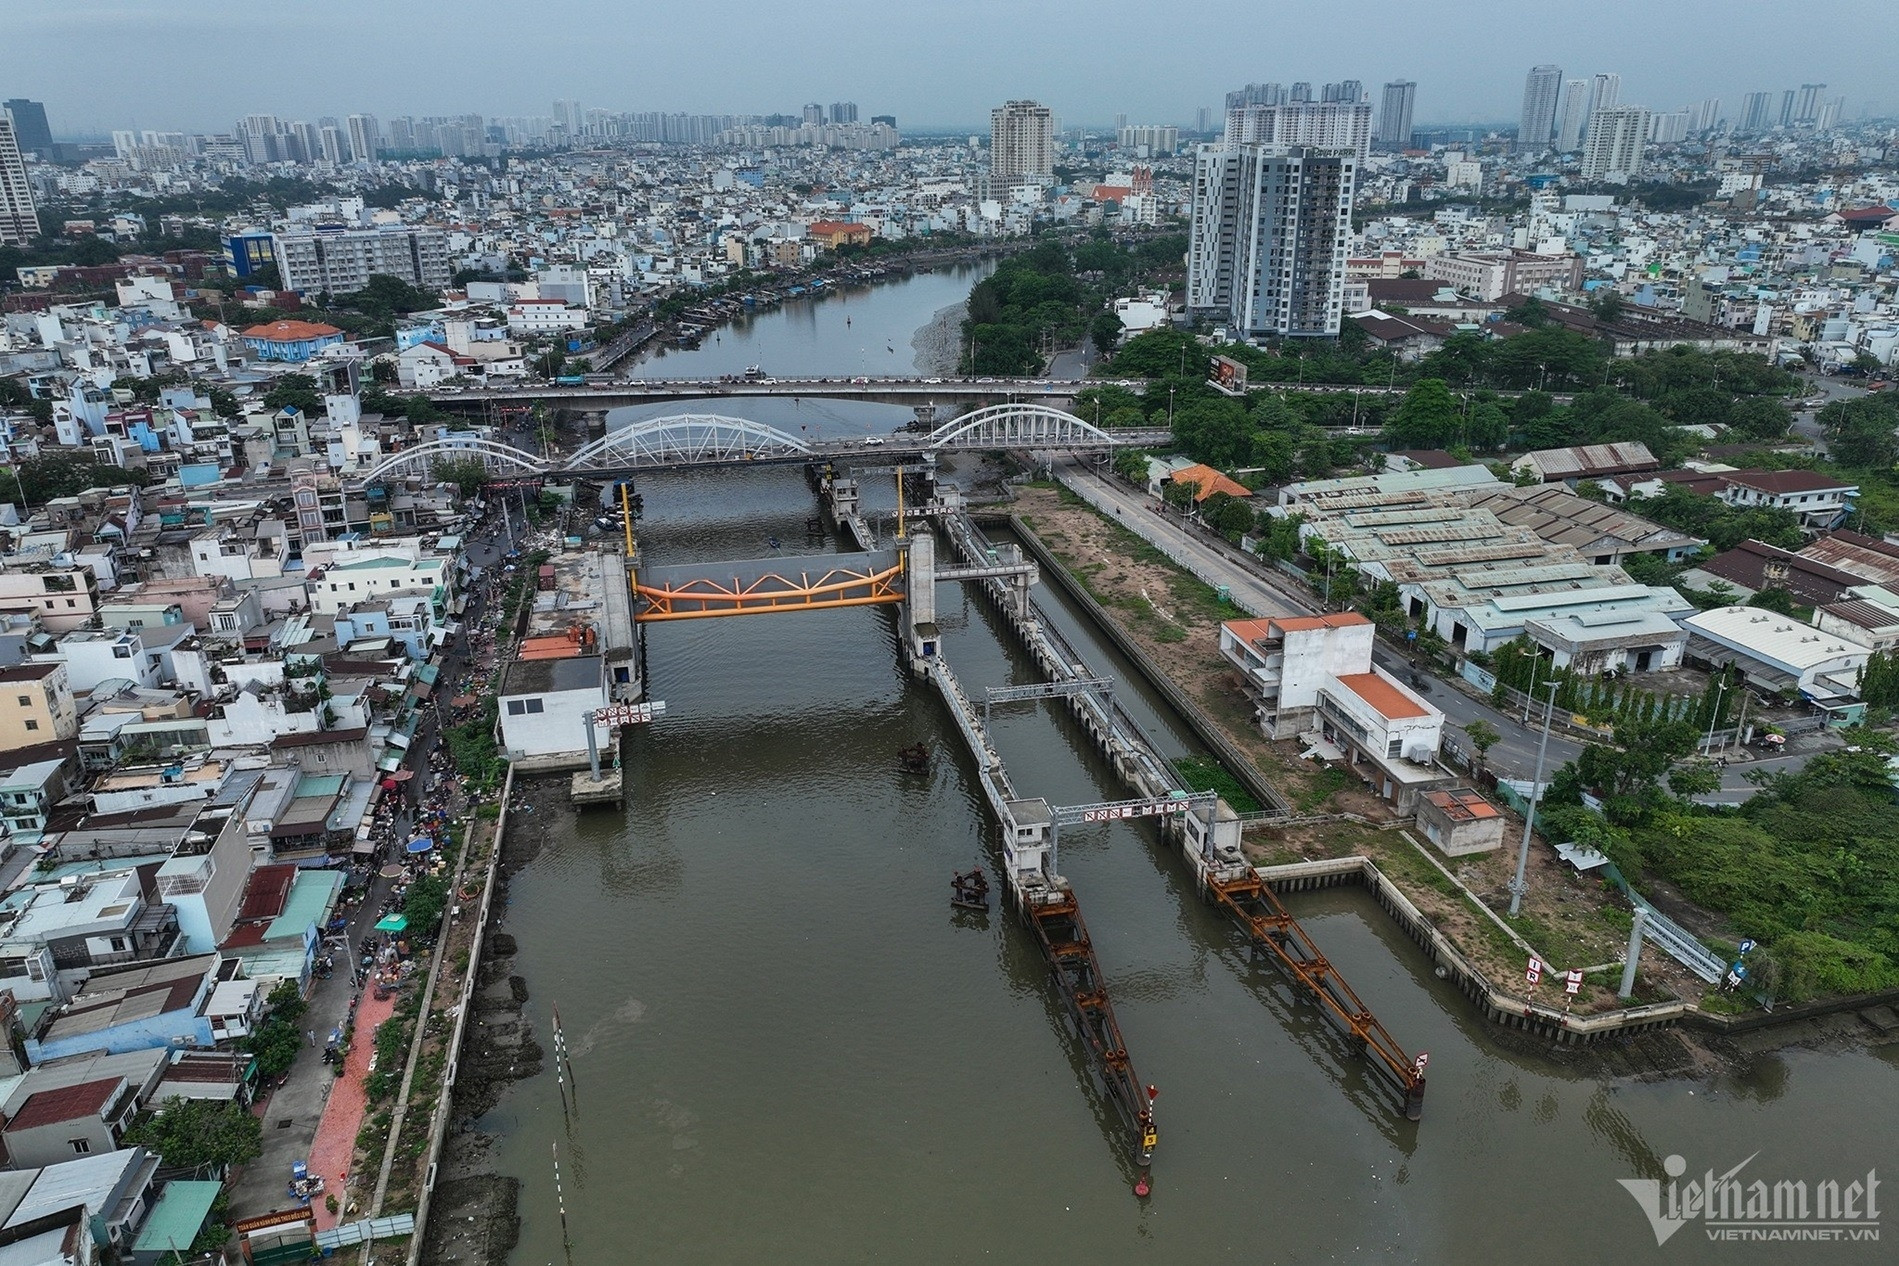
[[479, 271, 1895, 1264]]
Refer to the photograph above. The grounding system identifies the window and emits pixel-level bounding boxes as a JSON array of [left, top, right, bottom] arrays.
[[24, 720, 37, 732], [525, 699, 544, 714], [70, 1139, 90, 1154], [505, 699, 526, 716], [15, 696, 26, 707]]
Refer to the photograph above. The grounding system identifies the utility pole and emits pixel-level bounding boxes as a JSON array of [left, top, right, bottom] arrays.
[[1703, 670, 1730, 755], [1508, 679, 1561, 917]]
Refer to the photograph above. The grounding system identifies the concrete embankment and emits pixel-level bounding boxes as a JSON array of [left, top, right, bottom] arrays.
[[415, 780, 558, 1266]]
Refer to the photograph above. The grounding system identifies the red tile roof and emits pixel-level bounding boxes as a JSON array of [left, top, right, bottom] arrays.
[[4, 1077, 119, 1132]]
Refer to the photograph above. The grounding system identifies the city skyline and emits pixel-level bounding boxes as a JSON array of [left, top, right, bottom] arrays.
[[3, 0, 1892, 135]]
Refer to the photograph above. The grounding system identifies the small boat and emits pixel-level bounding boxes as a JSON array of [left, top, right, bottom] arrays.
[[897, 742, 929, 774]]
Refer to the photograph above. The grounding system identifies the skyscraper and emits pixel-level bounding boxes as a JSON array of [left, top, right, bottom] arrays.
[[990, 100, 1054, 184], [346, 114, 380, 163], [1225, 100, 1372, 160], [1581, 105, 1649, 181], [1, 100, 52, 158], [1556, 79, 1590, 150], [1794, 83, 1826, 124], [1188, 143, 1357, 339], [1740, 92, 1773, 133], [1692, 98, 1722, 134], [1324, 80, 1364, 104], [829, 101, 858, 124], [1375, 81, 1416, 149], [803, 103, 825, 126], [1226, 84, 1284, 110], [1519, 65, 1563, 149], [0, 117, 41, 246], [1777, 90, 1796, 127], [1588, 73, 1621, 119]]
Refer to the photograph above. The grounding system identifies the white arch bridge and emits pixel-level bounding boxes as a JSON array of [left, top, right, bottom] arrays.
[[349, 404, 1166, 484]]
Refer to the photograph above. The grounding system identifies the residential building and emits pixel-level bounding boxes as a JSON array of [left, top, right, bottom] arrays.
[[0, 1147, 162, 1260], [1588, 73, 1622, 119], [806, 221, 873, 250], [0, 663, 78, 752], [1555, 79, 1590, 151], [1, 1075, 142, 1169], [1374, 82, 1416, 149], [271, 225, 452, 296], [1224, 101, 1372, 161], [0, 117, 40, 247], [306, 551, 450, 617], [1422, 249, 1583, 301], [1813, 586, 1899, 653], [1218, 612, 1378, 737], [239, 320, 346, 363], [989, 101, 1054, 186], [1685, 539, 1861, 607], [1519, 65, 1564, 149], [1581, 105, 1650, 181], [345, 113, 379, 162], [1188, 144, 1356, 338], [1714, 469, 1857, 531], [1116, 125, 1179, 156]]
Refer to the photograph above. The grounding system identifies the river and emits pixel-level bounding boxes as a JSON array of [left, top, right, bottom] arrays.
[[478, 269, 1896, 1264]]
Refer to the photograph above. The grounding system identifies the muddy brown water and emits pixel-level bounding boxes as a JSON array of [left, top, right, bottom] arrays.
[[469, 275, 1894, 1264]]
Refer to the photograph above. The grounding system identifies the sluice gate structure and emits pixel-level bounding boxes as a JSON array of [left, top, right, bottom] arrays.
[[936, 511, 1428, 1120]]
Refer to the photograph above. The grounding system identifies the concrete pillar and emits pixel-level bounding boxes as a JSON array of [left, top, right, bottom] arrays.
[[1618, 908, 1648, 999], [905, 530, 937, 672]]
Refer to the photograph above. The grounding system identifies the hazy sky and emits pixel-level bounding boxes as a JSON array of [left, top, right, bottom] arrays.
[[6, 0, 1893, 135]]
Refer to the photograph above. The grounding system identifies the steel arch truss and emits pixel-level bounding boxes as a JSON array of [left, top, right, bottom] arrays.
[[565, 414, 814, 471], [355, 438, 547, 486], [927, 403, 1117, 450]]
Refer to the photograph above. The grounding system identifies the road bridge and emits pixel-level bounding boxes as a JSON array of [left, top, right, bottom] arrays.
[[350, 405, 1168, 486], [427, 374, 1113, 411]]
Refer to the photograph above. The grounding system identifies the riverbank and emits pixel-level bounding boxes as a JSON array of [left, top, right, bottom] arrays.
[[910, 300, 965, 378], [419, 782, 557, 1266], [1003, 484, 1899, 1060]]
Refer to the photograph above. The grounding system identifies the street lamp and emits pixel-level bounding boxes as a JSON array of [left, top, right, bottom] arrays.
[[1703, 669, 1731, 755], [1508, 679, 1561, 918]]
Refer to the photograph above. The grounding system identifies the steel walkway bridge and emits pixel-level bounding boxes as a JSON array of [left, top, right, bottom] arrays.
[[350, 406, 1165, 485]]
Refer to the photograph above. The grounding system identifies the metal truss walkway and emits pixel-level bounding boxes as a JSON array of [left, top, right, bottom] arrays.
[[632, 550, 905, 621]]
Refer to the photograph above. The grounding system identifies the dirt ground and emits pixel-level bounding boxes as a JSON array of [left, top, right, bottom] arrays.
[[1011, 485, 1700, 1015], [1015, 486, 1388, 817]]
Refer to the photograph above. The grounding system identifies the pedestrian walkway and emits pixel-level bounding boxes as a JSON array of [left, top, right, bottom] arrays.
[[304, 982, 399, 1230]]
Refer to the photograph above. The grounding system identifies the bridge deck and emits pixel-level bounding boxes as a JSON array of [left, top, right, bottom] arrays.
[[634, 550, 903, 620]]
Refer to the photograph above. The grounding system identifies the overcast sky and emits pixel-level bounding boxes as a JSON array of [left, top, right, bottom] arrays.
[[6, 0, 1892, 136]]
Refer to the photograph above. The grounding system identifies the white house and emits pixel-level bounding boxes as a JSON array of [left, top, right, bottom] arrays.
[[1681, 605, 1871, 702]]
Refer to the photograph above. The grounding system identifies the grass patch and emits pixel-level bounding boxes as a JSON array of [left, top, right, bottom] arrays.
[[1171, 756, 1262, 813], [1293, 765, 1352, 811]]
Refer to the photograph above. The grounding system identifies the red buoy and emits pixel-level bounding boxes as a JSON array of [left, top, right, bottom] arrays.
[[1134, 1176, 1151, 1198]]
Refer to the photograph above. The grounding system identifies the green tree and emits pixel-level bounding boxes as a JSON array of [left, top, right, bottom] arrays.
[[1090, 310, 1124, 356], [14, 453, 150, 506], [1384, 378, 1461, 449], [262, 373, 321, 416], [125, 1097, 263, 1172], [1463, 719, 1500, 771], [1817, 397, 1899, 469], [432, 456, 491, 498]]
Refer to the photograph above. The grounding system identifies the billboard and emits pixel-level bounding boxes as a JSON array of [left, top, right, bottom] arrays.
[[1209, 354, 1248, 395]]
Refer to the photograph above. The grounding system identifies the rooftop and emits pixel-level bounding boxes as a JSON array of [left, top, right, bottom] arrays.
[[240, 320, 343, 342], [1332, 671, 1430, 720], [4, 1077, 120, 1132]]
